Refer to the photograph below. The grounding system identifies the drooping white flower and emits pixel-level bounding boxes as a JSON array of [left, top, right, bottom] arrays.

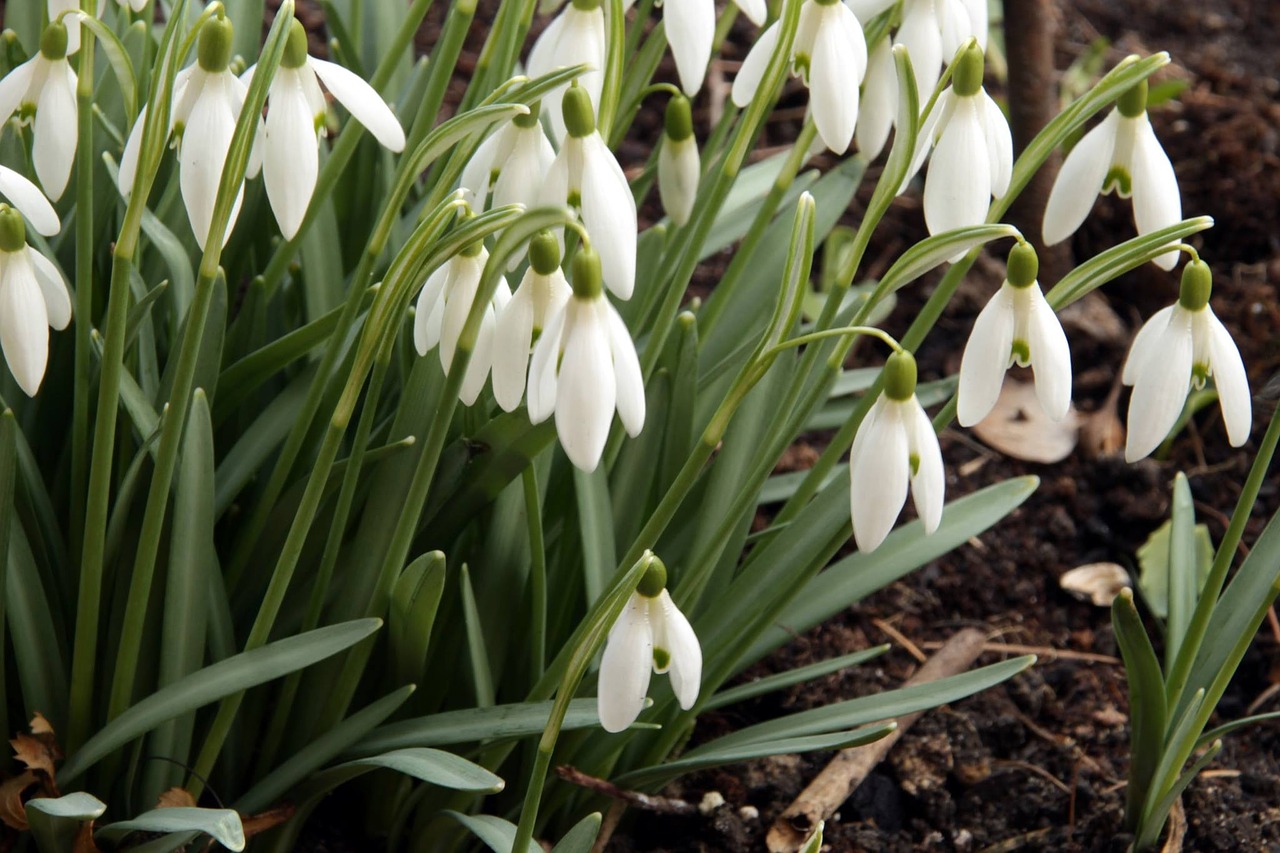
[[849, 350, 944, 552], [906, 42, 1011, 251], [527, 0, 606, 144], [731, 0, 868, 154], [118, 14, 249, 250], [0, 167, 59, 238], [1122, 258, 1250, 462], [413, 240, 510, 407], [0, 204, 72, 396], [855, 35, 896, 160], [528, 246, 644, 472], [958, 242, 1071, 426], [657, 94, 699, 226], [460, 101, 555, 212], [0, 22, 78, 200], [654, 0, 765, 96], [1042, 80, 1181, 270], [491, 231, 572, 412], [244, 19, 406, 239], [539, 84, 637, 300], [598, 557, 701, 733]]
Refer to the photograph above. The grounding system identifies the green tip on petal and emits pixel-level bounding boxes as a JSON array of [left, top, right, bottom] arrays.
[[0, 205, 26, 253], [39, 21, 68, 60], [570, 246, 604, 299], [563, 84, 596, 138], [664, 95, 693, 142], [513, 100, 542, 129], [1006, 242, 1038, 288], [637, 557, 667, 598], [528, 231, 561, 275], [282, 19, 309, 69], [197, 15, 235, 72], [653, 647, 671, 669], [1117, 79, 1148, 119], [571, 0, 601, 10], [952, 42, 986, 97], [884, 350, 918, 402], [1178, 258, 1212, 311]]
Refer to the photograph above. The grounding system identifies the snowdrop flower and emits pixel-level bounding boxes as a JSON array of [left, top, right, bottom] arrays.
[[731, 0, 868, 154], [460, 101, 554, 212], [527, 0, 606, 144], [896, 0, 986, 104], [413, 236, 510, 407], [657, 95, 699, 226], [1122, 258, 1250, 462], [855, 35, 896, 161], [1042, 80, 1182, 270], [0, 167, 59, 238], [119, 13, 249, 250], [958, 242, 1071, 426], [0, 205, 72, 396], [492, 231, 572, 411], [0, 22, 78, 200], [598, 556, 701, 733], [908, 42, 1011, 250], [539, 84, 636, 300], [528, 246, 644, 472], [248, 19, 406, 239], [849, 350, 944, 552], [657, 0, 765, 96]]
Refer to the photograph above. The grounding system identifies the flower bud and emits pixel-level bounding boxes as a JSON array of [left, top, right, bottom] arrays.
[[571, 246, 604, 299], [282, 18, 309, 69], [952, 42, 986, 98], [197, 14, 235, 73], [659, 96, 699, 226], [1178, 258, 1212, 311], [637, 557, 668, 598], [0, 205, 27, 253], [562, 84, 596, 139], [884, 350, 918, 402], [1006, 242, 1038, 288], [40, 21, 68, 60], [528, 230, 561, 275], [664, 95, 693, 143]]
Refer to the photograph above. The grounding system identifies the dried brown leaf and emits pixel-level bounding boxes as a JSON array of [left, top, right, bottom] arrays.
[[241, 804, 295, 840], [0, 772, 37, 831], [10, 734, 59, 781], [27, 714, 54, 737], [972, 379, 1079, 463], [1060, 562, 1131, 607], [73, 820, 101, 853], [156, 787, 198, 809]]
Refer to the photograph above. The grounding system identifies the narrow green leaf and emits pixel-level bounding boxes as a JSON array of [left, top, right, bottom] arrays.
[[448, 812, 540, 853], [1136, 518, 1213, 621], [307, 748, 505, 795], [350, 699, 602, 755], [1136, 740, 1223, 850], [98, 808, 245, 852], [875, 225, 1020, 296], [551, 813, 602, 853], [705, 646, 891, 710], [1197, 711, 1280, 749], [460, 565, 495, 708], [75, 14, 139, 121], [575, 465, 617, 605], [1165, 473, 1198, 667], [1112, 589, 1168, 827], [26, 792, 107, 853], [7, 523, 68, 726], [389, 553, 447, 688]]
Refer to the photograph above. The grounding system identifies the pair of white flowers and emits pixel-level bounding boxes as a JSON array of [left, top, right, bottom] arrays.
[[119, 15, 404, 248]]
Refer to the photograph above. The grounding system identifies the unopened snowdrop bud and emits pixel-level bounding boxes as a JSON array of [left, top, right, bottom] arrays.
[[492, 231, 572, 411], [0, 204, 72, 397], [413, 227, 510, 406], [0, 21, 79, 200], [848, 350, 944, 553], [527, 246, 644, 471], [1043, 79, 1182, 270], [539, 84, 637, 300], [731, 0, 868, 153], [598, 556, 702, 733], [1122, 258, 1250, 461], [909, 42, 1012, 252], [527, 0, 606, 143], [248, 18, 406, 239], [658, 96, 699, 226], [460, 101, 554, 213], [957, 242, 1072, 427]]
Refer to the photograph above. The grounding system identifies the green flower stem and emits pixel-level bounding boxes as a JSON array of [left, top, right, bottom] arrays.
[[761, 326, 902, 359], [695, 119, 819, 336], [524, 465, 548, 681], [107, 3, 295, 724], [467, 0, 539, 106], [597, 0, 625, 135], [70, 2, 97, 564], [1164, 404, 1280, 713], [67, 0, 193, 753]]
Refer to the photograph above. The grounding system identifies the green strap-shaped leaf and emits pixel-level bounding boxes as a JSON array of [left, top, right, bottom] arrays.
[[1112, 589, 1168, 829], [447, 812, 541, 853], [350, 698, 602, 756], [98, 807, 244, 852], [26, 792, 106, 853], [551, 813, 602, 853]]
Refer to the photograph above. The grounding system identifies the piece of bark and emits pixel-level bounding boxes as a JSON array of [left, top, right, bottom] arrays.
[[765, 628, 990, 852]]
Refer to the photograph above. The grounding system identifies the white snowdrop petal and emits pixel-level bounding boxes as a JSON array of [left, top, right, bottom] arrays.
[[732, 23, 780, 109], [460, 129, 501, 209], [895, 0, 943, 105], [1204, 310, 1252, 447], [556, 302, 616, 471], [901, 90, 951, 192], [179, 75, 240, 249], [1125, 313, 1193, 462], [1025, 287, 1072, 421], [923, 96, 990, 239], [1121, 304, 1175, 387], [666, 0, 715, 96], [981, 91, 1012, 198], [580, 135, 637, 300], [458, 305, 496, 406], [527, 305, 566, 424], [845, 0, 896, 20], [657, 136, 699, 226], [809, 12, 859, 154], [1042, 111, 1118, 245], [849, 399, 910, 552], [308, 57, 406, 152], [491, 282, 535, 412], [604, 301, 645, 436], [937, 0, 971, 57], [439, 257, 486, 372], [493, 127, 554, 210], [856, 37, 895, 160], [657, 590, 702, 710], [32, 65, 77, 201], [733, 0, 768, 25], [1129, 115, 1182, 270], [264, 74, 320, 240], [0, 257, 50, 396], [907, 399, 945, 534], [117, 107, 146, 197], [413, 265, 450, 356], [959, 0, 988, 49], [597, 595, 654, 733], [27, 247, 72, 330], [957, 285, 1015, 427], [0, 166, 60, 237], [0, 59, 36, 127]]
